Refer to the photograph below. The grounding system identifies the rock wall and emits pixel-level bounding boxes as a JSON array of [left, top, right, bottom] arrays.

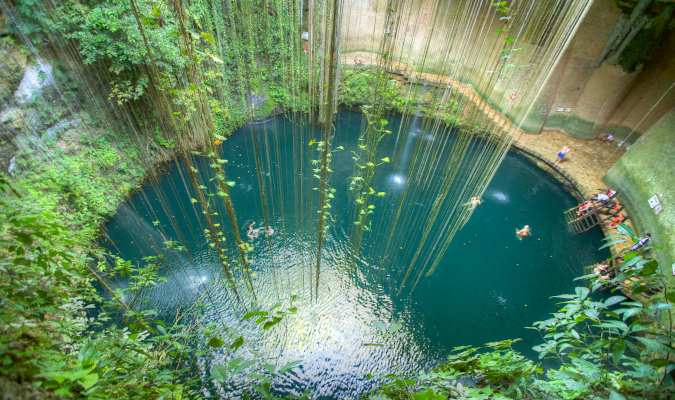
[[605, 111, 675, 283], [539, 0, 675, 140], [0, 14, 28, 172]]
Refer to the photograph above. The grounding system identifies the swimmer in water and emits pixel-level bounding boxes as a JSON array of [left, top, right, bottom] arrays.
[[265, 225, 275, 237], [465, 196, 482, 210], [516, 224, 531, 240], [247, 222, 260, 240]]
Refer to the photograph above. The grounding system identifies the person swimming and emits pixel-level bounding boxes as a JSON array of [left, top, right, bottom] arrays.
[[264, 225, 275, 237], [246, 222, 261, 240], [465, 196, 482, 210], [516, 224, 531, 240]]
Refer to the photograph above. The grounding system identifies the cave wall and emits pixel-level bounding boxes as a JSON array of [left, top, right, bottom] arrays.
[[605, 110, 675, 282], [539, 0, 675, 140]]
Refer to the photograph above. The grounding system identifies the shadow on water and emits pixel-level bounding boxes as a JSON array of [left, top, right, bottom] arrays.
[[103, 111, 608, 399]]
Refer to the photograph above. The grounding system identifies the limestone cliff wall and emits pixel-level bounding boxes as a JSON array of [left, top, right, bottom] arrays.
[[605, 111, 675, 282], [539, 0, 675, 140]]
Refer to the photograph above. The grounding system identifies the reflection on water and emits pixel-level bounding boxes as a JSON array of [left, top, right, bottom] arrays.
[[104, 112, 607, 399], [488, 189, 510, 204], [388, 173, 406, 186]]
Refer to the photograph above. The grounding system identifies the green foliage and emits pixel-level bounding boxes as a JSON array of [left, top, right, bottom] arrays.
[[14, 129, 146, 235], [0, 176, 192, 398], [340, 68, 405, 111], [242, 294, 298, 331], [617, 5, 674, 73], [0, 175, 92, 383], [350, 106, 392, 233], [198, 294, 303, 399], [35, 328, 188, 399], [308, 138, 342, 234]]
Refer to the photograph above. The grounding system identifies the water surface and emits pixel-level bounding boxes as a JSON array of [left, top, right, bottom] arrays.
[[104, 111, 607, 398]]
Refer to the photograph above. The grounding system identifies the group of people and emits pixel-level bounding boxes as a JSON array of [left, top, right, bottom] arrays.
[[574, 188, 627, 228], [246, 222, 274, 240], [593, 233, 653, 283], [594, 188, 627, 228], [575, 188, 619, 218]]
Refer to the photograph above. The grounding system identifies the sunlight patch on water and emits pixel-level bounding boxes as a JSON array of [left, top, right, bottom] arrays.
[[488, 189, 509, 204], [388, 173, 406, 186]]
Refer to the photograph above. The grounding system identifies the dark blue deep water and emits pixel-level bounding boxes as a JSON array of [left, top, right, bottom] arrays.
[[104, 111, 607, 399]]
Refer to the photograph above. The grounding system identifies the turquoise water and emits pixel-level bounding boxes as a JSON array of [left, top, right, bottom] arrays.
[[104, 111, 607, 398]]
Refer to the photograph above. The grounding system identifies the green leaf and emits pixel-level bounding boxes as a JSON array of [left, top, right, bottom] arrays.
[[612, 340, 626, 364], [635, 336, 672, 353], [551, 294, 577, 300], [609, 390, 627, 400], [615, 223, 635, 239], [412, 389, 445, 400], [639, 260, 658, 276], [230, 336, 244, 351], [667, 290, 675, 304], [207, 336, 224, 348], [278, 360, 302, 374], [262, 317, 282, 330], [598, 320, 629, 334], [575, 286, 590, 300], [211, 364, 227, 382], [79, 373, 98, 390], [621, 307, 642, 321], [574, 273, 598, 281], [242, 310, 268, 320], [604, 295, 626, 308], [600, 239, 628, 249]]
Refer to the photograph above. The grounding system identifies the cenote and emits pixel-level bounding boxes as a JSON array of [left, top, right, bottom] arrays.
[[103, 111, 607, 399]]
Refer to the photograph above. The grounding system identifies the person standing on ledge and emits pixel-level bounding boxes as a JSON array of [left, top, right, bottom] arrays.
[[556, 146, 571, 163], [629, 233, 652, 252]]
